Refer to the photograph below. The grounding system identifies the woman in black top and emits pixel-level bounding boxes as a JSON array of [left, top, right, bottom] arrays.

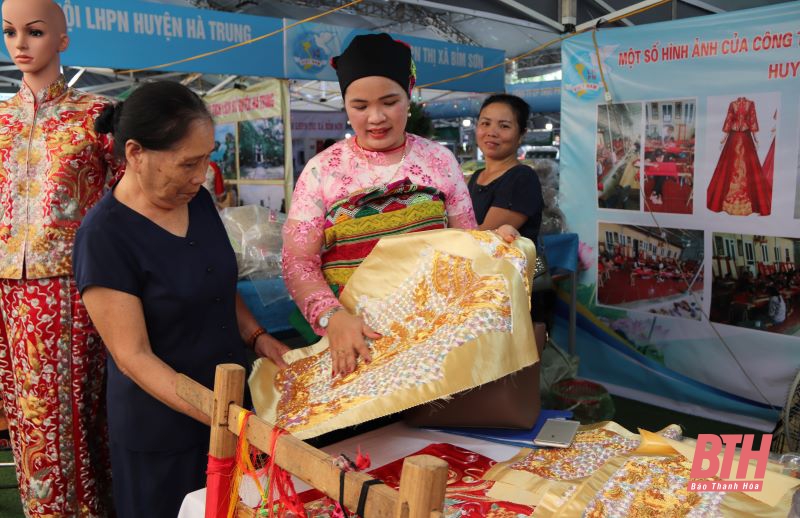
[[468, 94, 544, 245], [73, 82, 290, 518]]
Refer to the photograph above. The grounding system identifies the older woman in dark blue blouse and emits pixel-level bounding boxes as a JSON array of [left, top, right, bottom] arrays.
[[73, 82, 289, 518]]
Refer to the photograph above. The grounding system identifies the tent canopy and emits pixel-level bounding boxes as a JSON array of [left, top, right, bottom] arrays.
[[0, 0, 791, 129]]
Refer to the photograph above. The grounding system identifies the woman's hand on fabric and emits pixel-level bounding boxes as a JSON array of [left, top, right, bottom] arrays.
[[253, 333, 291, 369], [327, 310, 381, 377], [495, 224, 520, 242]]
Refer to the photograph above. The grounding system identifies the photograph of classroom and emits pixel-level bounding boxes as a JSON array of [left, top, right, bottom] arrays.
[[642, 100, 696, 214], [598, 223, 704, 320], [596, 102, 642, 211], [711, 233, 800, 335]]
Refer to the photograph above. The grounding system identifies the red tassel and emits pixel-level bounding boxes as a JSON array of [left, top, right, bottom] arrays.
[[354, 447, 371, 471]]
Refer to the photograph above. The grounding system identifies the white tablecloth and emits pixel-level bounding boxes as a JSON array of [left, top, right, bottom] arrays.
[[178, 422, 521, 517]]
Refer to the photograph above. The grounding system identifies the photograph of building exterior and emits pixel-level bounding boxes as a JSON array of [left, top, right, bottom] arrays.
[[598, 223, 704, 320], [711, 232, 800, 334]]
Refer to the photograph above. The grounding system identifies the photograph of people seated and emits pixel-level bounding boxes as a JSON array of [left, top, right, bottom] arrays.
[[643, 100, 696, 214], [710, 232, 800, 335], [597, 223, 704, 320], [596, 102, 642, 211]]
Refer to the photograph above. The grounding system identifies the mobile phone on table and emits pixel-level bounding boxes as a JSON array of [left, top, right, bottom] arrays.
[[533, 418, 580, 448]]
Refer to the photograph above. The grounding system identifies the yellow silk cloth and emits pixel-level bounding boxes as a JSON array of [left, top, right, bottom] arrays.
[[249, 229, 539, 439], [484, 422, 799, 516], [484, 422, 675, 506]]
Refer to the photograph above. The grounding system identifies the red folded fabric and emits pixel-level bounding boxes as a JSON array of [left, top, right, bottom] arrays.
[[206, 454, 236, 518], [301, 443, 534, 517]]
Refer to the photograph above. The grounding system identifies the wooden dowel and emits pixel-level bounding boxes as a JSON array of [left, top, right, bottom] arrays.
[[394, 455, 448, 518], [177, 366, 447, 518], [236, 403, 400, 517], [208, 364, 245, 459], [177, 371, 400, 515]]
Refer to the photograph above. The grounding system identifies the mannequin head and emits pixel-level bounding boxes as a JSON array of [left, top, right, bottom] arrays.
[[2, 0, 68, 92]]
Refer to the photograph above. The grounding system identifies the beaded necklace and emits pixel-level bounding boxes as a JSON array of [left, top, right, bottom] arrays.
[[352, 134, 408, 173]]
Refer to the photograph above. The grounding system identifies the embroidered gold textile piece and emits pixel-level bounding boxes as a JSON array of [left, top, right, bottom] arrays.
[[485, 423, 798, 517], [249, 230, 539, 439]]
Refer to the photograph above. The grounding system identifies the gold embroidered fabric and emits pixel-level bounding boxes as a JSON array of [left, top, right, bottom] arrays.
[[721, 139, 753, 216], [249, 229, 539, 439], [485, 423, 798, 517], [535, 453, 794, 518], [636, 430, 800, 508], [483, 422, 679, 506]]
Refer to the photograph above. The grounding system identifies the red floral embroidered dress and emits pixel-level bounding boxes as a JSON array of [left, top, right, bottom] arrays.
[[0, 76, 121, 517], [706, 97, 772, 216]]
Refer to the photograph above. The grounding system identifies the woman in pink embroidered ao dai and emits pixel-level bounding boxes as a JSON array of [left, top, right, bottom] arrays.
[[282, 33, 516, 378], [283, 134, 478, 335]]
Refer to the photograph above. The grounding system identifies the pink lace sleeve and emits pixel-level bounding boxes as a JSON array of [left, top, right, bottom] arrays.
[[282, 218, 341, 336], [283, 159, 341, 335], [442, 152, 477, 229], [448, 212, 478, 230]]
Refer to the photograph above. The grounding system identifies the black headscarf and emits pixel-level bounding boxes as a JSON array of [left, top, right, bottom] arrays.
[[331, 33, 416, 98]]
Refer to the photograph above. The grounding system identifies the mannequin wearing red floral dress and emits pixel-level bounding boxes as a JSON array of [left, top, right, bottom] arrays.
[[0, 1, 120, 515], [706, 97, 771, 216]]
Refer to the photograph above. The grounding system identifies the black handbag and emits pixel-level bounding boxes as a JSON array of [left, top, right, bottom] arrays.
[[532, 251, 554, 293]]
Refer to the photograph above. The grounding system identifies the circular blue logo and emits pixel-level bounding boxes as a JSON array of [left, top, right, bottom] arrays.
[[293, 31, 331, 74], [563, 50, 602, 100]]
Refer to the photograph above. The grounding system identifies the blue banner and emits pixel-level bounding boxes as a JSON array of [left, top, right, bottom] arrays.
[[0, 1, 503, 92], [284, 21, 505, 92], [506, 80, 561, 112], [421, 81, 561, 119], [560, 1, 800, 426], [2, 0, 286, 76]]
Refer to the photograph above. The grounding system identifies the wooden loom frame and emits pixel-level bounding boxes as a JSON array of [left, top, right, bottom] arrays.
[[177, 363, 449, 518]]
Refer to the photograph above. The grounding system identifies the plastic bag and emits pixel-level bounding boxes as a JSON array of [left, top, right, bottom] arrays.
[[220, 205, 285, 280], [540, 339, 580, 395], [540, 206, 566, 235], [530, 158, 560, 208]]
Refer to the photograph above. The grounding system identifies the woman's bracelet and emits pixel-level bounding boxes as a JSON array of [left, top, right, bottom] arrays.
[[248, 326, 267, 349]]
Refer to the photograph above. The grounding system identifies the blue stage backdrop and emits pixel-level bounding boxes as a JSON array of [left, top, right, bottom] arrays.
[[284, 20, 505, 92], [51, 0, 285, 76], [0, 1, 505, 92], [559, 1, 800, 429], [421, 81, 560, 119]]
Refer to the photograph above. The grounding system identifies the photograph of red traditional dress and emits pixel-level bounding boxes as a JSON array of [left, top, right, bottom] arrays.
[[710, 232, 800, 336], [762, 109, 776, 191], [642, 100, 696, 214], [597, 223, 704, 320], [706, 96, 774, 216]]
